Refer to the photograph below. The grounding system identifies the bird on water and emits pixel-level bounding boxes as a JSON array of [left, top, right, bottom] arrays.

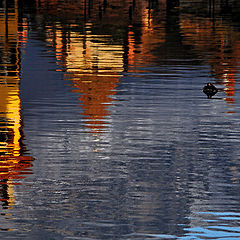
[[203, 83, 218, 98]]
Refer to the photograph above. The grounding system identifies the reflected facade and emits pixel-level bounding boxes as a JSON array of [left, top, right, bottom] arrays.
[[0, 0, 33, 211], [61, 27, 124, 133]]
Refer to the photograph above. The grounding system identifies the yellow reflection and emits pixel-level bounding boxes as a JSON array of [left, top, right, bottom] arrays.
[[0, 0, 34, 208], [0, 0, 21, 157], [54, 23, 124, 133]]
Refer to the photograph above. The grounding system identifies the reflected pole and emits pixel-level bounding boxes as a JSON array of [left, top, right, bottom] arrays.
[[3, 0, 8, 41], [84, 0, 87, 21], [166, 0, 179, 12], [209, 0, 215, 17]]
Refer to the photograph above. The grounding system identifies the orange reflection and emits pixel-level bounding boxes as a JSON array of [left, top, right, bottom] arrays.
[[43, 22, 124, 133], [0, 0, 34, 208], [72, 76, 118, 133]]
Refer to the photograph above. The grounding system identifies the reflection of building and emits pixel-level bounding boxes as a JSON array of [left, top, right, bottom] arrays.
[[36, 0, 167, 132], [0, 0, 21, 156], [37, 4, 127, 133], [0, 0, 34, 208], [35, 0, 141, 134], [63, 28, 124, 133]]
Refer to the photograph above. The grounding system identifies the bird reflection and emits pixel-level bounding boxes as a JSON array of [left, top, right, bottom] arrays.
[[203, 83, 218, 99]]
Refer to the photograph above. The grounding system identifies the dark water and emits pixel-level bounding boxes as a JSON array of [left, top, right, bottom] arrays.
[[1, 0, 240, 239]]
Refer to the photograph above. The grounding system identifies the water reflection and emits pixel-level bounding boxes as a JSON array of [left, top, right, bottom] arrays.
[[36, 0, 167, 133], [2, 0, 240, 239], [0, 0, 34, 212], [61, 24, 123, 133], [36, 1, 127, 133], [180, 15, 240, 106]]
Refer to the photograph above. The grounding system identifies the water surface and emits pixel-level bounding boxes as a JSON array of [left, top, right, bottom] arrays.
[[1, 0, 240, 239]]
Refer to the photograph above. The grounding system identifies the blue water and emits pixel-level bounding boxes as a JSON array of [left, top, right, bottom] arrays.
[[1, 0, 240, 239]]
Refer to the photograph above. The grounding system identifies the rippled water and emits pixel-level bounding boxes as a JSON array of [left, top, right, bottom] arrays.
[[1, 0, 240, 239]]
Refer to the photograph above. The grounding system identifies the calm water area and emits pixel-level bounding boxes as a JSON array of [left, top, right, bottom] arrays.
[[1, 0, 240, 239]]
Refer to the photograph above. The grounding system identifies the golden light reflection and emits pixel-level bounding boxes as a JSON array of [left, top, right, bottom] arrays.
[[54, 24, 124, 133], [0, 0, 34, 208], [0, 0, 21, 156]]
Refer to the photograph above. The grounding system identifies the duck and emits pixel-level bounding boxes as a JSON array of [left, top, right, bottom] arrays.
[[203, 83, 218, 98]]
